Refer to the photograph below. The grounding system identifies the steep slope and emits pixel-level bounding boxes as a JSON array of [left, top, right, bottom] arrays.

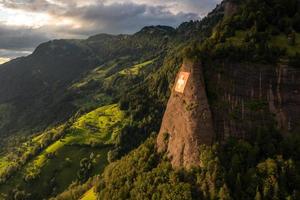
[[156, 0, 300, 169], [0, 40, 98, 136], [1, 0, 300, 199], [83, 0, 300, 199], [157, 59, 214, 168], [205, 61, 300, 140], [0, 25, 176, 199]]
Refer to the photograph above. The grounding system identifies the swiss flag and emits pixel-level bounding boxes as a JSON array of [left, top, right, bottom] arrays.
[[175, 72, 190, 93]]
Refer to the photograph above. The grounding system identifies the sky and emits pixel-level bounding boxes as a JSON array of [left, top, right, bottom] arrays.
[[0, 0, 222, 64]]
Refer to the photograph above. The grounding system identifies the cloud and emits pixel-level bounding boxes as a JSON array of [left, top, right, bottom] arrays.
[[0, 25, 50, 50], [0, 48, 32, 59], [105, 0, 222, 16], [0, 0, 222, 60], [0, 25, 48, 59], [62, 2, 199, 35]]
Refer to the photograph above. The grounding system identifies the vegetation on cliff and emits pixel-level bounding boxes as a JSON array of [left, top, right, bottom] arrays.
[[90, 129, 300, 200]]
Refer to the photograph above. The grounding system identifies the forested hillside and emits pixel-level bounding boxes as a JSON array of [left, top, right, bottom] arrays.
[[0, 24, 178, 198], [0, 0, 300, 199]]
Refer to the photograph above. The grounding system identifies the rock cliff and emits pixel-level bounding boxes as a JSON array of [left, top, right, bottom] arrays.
[[205, 61, 300, 140], [157, 59, 214, 168], [157, 59, 300, 169]]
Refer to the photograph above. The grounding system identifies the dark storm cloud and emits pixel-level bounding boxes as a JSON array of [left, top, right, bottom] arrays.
[[0, 25, 49, 58], [0, 25, 49, 50], [62, 2, 199, 35]]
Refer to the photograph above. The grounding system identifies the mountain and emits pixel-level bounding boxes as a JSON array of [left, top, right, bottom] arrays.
[[0, 0, 300, 199], [0, 27, 173, 138]]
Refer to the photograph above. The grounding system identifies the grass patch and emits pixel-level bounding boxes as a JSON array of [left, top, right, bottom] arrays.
[[0, 104, 127, 195], [0, 158, 12, 175], [80, 187, 97, 200], [270, 33, 300, 56], [226, 31, 247, 46], [119, 59, 155, 75], [72, 104, 128, 145], [0, 145, 109, 198], [24, 104, 126, 176], [0, 104, 125, 198]]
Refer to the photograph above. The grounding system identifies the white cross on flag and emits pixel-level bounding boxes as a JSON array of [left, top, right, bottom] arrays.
[[175, 72, 190, 93]]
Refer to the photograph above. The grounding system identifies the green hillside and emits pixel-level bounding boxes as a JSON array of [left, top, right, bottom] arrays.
[[0, 0, 300, 199], [119, 59, 156, 75], [63, 0, 300, 199], [0, 26, 170, 139], [0, 104, 127, 199]]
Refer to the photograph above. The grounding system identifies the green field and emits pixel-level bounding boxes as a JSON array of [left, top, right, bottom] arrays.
[[72, 104, 128, 145], [0, 104, 127, 198], [24, 104, 126, 180], [70, 58, 156, 111], [119, 59, 155, 75]]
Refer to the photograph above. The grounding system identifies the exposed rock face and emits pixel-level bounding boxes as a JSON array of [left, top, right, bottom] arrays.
[[157, 60, 214, 168], [224, 1, 238, 17], [157, 59, 300, 169], [208, 0, 238, 18], [204, 62, 300, 140]]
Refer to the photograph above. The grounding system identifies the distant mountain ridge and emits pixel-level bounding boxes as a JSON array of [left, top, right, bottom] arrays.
[[0, 25, 175, 137]]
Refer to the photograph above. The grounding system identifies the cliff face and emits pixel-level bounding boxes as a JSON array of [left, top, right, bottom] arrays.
[[205, 62, 300, 140], [157, 60, 214, 168], [157, 59, 300, 168]]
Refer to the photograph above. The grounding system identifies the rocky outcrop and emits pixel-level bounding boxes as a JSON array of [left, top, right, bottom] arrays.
[[157, 59, 300, 169], [157, 60, 214, 168], [224, 1, 238, 17], [204, 61, 300, 140], [208, 0, 238, 18]]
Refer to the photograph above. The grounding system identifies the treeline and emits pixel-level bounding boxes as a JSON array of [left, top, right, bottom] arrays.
[[0, 123, 71, 184], [94, 128, 300, 200], [191, 0, 300, 63]]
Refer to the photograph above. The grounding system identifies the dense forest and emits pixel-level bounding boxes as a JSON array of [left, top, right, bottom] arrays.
[[0, 0, 300, 199]]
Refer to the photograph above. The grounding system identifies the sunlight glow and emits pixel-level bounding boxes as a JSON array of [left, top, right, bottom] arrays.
[[0, 5, 50, 28], [0, 57, 10, 64], [0, 4, 82, 29], [53, 17, 82, 29]]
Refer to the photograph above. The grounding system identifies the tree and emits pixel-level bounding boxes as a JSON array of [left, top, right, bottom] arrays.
[[293, 13, 300, 32], [219, 184, 232, 200], [288, 31, 296, 46], [255, 188, 262, 200], [77, 157, 93, 182]]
